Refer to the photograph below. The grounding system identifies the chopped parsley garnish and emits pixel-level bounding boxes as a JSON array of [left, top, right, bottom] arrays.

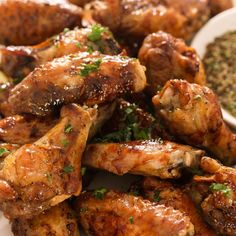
[[129, 216, 134, 224], [64, 123, 73, 134], [0, 147, 9, 157], [88, 24, 106, 42], [153, 190, 161, 202], [61, 139, 69, 147], [76, 42, 81, 48], [63, 165, 74, 173], [210, 183, 232, 197], [87, 45, 95, 54], [79, 59, 102, 77], [93, 188, 108, 200], [81, 167, 87, 176], [46, 173, 52, 182]]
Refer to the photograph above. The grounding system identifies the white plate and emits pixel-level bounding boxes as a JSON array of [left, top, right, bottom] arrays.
[[192, 7, 236, 128]]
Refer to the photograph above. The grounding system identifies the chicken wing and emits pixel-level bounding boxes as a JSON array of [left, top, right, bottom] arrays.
[[193, 157, 236, 236], [85, 0, 209, 41], [141, 177, 216, 236], [0, 0, 82, 46], [0, 104, 92, 219], [83, 140, 204, 179], [12, 202, 79, 236], [0, 25, 121, 79], [75, 190, 194, 236], [152, 79, 236, 165], [138, 32, 205, 95], [8, 52, 146, 116]]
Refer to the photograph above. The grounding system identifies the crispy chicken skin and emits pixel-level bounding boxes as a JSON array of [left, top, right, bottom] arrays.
[[0, 104, 92, 219], [83, 140, 204, 179], [0, 26, 121, 79], [85, 0, 209, 41], [209, 0, 233, 16], [75, 190, 195, 236], [0, 0, 82, 46], [193, 157, 236, 236], [152, 79, 236, 165], [138, 32, 205, 95], [12, 202, 79, 236], [0, 115, 58, 145], [142, 177, 216, 236], [8, 52, 146, 116]]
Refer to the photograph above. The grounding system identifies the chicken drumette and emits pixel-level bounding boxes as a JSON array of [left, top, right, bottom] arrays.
[[153, 79, 236, 165], [75, 190, 194, 236], [138, 31, 205, 95]]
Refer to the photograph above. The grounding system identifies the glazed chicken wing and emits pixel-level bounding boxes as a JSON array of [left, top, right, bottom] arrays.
[[141, 177, 216, 236], [152, 79, 236, 165], [138, 32, 205, 95], [193, 157, 236, 236], [12, 202, 79, 236], [85, 0, 209, 41], [75, 190, 194, 236], [0, 104, 92, 219], [83, 140, 204, 179], [0, 25, 121, 79], [8, 52, 146, 116], [0, 0, 82, 46]]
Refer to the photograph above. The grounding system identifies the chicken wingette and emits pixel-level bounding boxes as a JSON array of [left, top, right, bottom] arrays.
[[75, 190, 195, 236], [83, 140, 204, 179], [0, 0, 82, 46], [8, 52, 146, 116], [0, 104, 92, 219], [0, 25, 121, 79], [12, 202, 80, 236], [138, 31, 205, 95], [153, 79, 236, 165]]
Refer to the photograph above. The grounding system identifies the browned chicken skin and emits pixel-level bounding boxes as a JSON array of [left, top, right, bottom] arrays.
[[193, 157, 236, 236], [83, 140, 204, 179], [8, 52, 146, 116], [75, 190, 195, 236], [69, 0, 92, 7], [138, 31, 205, 95], [0, 0, 82, 46], [85, 0, 209, 41], [12, 202, 80, 236], [141, 177, 216, 236], [153, 79, 236, 165], [209, 0, 233, 16], [0, 25, 121, 79], [0, 104, 92, 219]]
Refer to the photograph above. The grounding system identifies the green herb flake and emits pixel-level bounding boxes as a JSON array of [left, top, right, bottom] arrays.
[[129, 216, 134, 224], [61, 139, 69, 147], [13, 77, 24, 85], [153, 190, 162, 202], [81, 167, 87, 176], [88, 24, 106, 42], [76, 42, 82, 48], [63, 165, 74, 173], [194, 95, 202, 101], [93, 188, 108, 200], [210, 183, 232, 197], [64, 123, 73, 134], [0, 147, 9, 157], [79, 59, 102, 77], [46, 173, 52, 183]]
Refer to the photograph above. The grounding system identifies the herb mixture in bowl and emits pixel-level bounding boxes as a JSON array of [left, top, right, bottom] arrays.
[[203, 31, 236, 117]]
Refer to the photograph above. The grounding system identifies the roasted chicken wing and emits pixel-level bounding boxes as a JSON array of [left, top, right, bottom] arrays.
[[0, 104, 92, 219], [152, 79, 236, 165], [8, 52, 146, 116], [85, 0, 209, 41], [138, 31, 205, 95], [75, 190, 194, 236], [0, 0, 82, 46], [0, 25, 121, 79], [83, 140, 204, 179], [12, 202, 79, 236], [141, 177, 216, 236], [193, 157, 236, 236]]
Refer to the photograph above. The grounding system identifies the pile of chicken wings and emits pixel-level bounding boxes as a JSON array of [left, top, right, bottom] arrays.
[[0, 0, 235, 235]]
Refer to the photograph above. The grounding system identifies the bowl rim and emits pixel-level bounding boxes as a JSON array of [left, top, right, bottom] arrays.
[[191, 7, 236, 129]]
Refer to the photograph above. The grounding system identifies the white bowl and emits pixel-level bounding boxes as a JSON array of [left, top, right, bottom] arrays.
[[192, 7, 236, 128]]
